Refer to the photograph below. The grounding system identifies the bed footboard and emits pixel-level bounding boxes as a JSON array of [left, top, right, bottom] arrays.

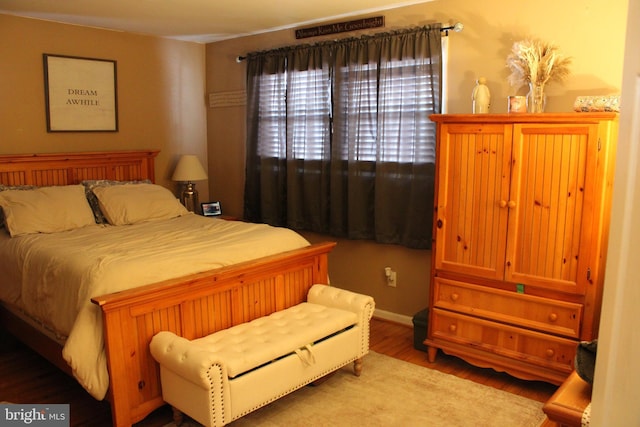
[[91, 241, 335, 427]]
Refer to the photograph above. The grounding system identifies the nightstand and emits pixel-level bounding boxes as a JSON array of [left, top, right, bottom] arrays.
[[542, 371, 591, 426]]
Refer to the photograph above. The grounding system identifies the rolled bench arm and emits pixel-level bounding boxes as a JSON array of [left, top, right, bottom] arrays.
[[308, 284, 375, 320], [150, 331, 229, 389]]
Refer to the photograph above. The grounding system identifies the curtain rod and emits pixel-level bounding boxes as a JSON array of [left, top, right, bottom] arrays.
[[236, 22, 463, 63]]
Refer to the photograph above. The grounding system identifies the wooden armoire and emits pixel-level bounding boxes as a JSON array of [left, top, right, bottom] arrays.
[[425, 113, 618, 385]]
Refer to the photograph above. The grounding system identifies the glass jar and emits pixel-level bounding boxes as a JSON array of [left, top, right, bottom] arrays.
[[527, 82, 546, 113]]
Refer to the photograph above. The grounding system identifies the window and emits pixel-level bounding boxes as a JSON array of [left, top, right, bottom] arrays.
[[338, 58, 438, 164], [245, 26, 442, 249]]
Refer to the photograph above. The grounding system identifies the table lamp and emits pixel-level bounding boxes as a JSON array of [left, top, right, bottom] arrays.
[[172, 154, 208, 212]]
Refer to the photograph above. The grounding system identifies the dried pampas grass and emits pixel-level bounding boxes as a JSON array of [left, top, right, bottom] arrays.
[[506, 38, 571, 88]]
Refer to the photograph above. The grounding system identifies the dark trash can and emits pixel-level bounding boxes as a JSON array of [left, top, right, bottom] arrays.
[[412, 308, 429, 352]]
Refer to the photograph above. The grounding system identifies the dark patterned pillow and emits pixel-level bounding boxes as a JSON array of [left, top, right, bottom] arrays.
[[0, 184, 39, 229], [0, 184, 38, 192], [81, 179, 152, 224]]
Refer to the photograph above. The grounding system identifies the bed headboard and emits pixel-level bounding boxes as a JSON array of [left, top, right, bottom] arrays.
[[0, 150, 159, 186]]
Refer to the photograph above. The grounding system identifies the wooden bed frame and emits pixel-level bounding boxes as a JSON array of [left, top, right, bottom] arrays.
[[0, 150, 335, 426]]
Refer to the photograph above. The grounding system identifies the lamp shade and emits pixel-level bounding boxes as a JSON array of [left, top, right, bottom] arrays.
[[171, 155, 208, 182]]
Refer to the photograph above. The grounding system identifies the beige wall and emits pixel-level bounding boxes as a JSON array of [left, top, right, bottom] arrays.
[[205, 0, 628, 320], [0, 14, 209, 200]]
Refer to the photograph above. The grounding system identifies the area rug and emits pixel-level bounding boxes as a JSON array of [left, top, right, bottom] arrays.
[[165, 351, 546, 427]]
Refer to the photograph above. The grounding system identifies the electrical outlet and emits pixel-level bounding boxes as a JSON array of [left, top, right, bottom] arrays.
[[384, 267, 397, 287], [388, 271, 397, 287]]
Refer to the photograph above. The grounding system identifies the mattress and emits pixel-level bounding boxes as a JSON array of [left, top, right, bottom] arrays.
[[0, 213, 309, 399]]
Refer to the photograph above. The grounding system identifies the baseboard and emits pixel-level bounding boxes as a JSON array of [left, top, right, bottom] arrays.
[[373, 309, 413, 326]]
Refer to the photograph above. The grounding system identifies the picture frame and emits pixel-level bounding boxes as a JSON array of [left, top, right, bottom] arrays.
[[201, 201, 222, 217], [508, 95, 527, 113], [43, 54, 118, 132]]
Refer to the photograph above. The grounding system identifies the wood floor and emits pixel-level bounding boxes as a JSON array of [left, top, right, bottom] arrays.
[[0, 317, 558, 426]]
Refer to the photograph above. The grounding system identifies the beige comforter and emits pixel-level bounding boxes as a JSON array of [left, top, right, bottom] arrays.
[[0, 213, 309, 400]]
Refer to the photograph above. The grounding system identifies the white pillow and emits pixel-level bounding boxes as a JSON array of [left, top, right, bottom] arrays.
[[81, 179, 152, 224], [92, 183, 188, 225], [0, 185, 96, 237]]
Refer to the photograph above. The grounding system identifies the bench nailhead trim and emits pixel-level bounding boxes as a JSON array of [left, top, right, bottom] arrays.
[[207, 363, 225, 426]]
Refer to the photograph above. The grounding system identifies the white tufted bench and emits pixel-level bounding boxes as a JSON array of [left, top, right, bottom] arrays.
[[150, 284, 375, 427]]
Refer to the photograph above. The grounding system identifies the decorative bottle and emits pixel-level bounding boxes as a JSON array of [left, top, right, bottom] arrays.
[[472, 77, 490, 114]]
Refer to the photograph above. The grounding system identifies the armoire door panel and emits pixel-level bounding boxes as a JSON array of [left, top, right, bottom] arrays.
[[435, 124, 512, 280], [506, 124, 598, 294]]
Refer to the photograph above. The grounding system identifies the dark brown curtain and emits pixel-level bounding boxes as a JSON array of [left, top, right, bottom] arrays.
[[244, 25, 442, 249]]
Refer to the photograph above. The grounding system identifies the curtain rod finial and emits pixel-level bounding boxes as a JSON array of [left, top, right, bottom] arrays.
[[441, 22, 463, 35]]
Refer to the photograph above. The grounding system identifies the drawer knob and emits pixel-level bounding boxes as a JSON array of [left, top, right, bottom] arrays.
[[448, 324, 457, 333], [508, 200, 517, 208], [450, 293, 459, 301], [548, 313, 558, 322], [546, 349, 555, 358], [499, 200, 507, 208]]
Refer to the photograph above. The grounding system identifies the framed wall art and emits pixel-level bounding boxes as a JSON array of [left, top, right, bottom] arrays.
[[43, 54, 118, 132]]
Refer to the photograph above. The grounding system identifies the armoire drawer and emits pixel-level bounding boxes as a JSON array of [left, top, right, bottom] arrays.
[[431, 308, 576, 373], [433, 278, 583, 338]]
